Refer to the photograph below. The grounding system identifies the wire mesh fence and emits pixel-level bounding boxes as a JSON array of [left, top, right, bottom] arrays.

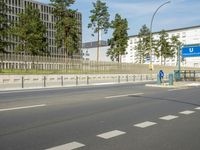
[[0, 53, 199, 74]]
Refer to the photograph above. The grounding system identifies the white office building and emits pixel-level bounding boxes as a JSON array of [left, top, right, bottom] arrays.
[[4, 0, 82, 58], [81, 41, 111, 62], [123, 25, 200, 67]]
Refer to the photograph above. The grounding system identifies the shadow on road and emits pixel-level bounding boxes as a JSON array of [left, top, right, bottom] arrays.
[[128, 95, 200, 107]]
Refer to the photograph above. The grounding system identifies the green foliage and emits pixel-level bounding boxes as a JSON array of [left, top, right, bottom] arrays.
[[170, 35, 182, 64], [156, 30, 174, 65], [11, 5, 47, 55], [88, 0, 110, 35], [51, 0, 80, 57], [107, 14, 129, 62], [135, 25, 152, 64], [170, 35, 182, 55], [88, 0, 110, 62], [0, 0, 10, 53]]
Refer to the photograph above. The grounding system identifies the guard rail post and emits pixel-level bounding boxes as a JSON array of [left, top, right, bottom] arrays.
[[61, 76, 64, 86], [76, 76, 78, 86], [118, 76, 120, 83], [22, 76, 24, 88], [87, 76, 89, 85], [44, 76, 46, 87]]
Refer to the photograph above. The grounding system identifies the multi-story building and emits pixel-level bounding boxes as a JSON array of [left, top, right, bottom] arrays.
[[4, 0, 82, 58], [81, 41, 111, 62], [123, 25, 200, 67]]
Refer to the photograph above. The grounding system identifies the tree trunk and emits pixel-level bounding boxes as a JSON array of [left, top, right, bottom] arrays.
[[160, 56, 162, 65], [164, 57, 166, 66], [64, 50, 67, 71]]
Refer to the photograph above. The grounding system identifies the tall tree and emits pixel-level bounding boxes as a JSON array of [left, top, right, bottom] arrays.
[[0, 0, 10, 53], [11, 5, 47, 55], [156, 30, 173, 65], [51, 0, 80, 58], [135, 25, 151, 64], [88, 0, 110, 62], [170, 35, 182, 65], [107, 14, 128, 62]]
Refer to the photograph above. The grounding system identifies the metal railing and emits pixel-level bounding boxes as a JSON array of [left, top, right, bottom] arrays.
[[0, 53, 199, 74], [174, 70, 200, 81]]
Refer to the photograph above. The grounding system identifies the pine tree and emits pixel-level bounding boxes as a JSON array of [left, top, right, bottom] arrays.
[[11, 5, 47, 55], [88, 0, 110, 62], [0, 0, 10, 53], [170, 35, 182, 65], [156, 30, 173, 65], [50, 0, 80, 58], [135, 25, 152, 64], [107, 14, 128, 63]]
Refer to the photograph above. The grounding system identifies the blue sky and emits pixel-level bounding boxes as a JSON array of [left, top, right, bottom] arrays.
[[37, 0, 200, 43]]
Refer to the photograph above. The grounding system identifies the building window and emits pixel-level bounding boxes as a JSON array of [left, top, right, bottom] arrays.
[[182, 32, 186, 38]]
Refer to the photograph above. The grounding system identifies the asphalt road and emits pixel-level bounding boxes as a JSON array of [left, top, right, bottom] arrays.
[[0, 82, 200, 150]]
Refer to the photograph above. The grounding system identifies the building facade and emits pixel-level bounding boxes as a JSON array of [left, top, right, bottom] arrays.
[[4, 0, 82, 58], [123, 25, 200, 67], [81, 41, 111, 62]]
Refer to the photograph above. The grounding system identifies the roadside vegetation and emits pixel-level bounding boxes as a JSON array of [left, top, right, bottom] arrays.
[[0, 0, 182, 74]]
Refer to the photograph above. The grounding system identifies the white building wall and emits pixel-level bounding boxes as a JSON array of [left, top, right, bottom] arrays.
[[123, 26, 200, 67], [81, 46, 112, 62]]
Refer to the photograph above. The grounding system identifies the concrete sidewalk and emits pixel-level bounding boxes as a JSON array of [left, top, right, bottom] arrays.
[[146, 81, 200, 88]]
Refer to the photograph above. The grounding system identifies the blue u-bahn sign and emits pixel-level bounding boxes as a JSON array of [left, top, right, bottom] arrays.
[[182, 45, 200, 58]]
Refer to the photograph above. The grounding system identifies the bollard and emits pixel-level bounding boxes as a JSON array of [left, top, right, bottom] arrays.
[[157, 73, 161, 85], [169, 73, 174, 85], [140, 75, 142, 81], [126, 75, 128, 82]]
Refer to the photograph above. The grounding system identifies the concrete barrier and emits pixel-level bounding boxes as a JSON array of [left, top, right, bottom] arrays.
[[0, 74, 157, 90]]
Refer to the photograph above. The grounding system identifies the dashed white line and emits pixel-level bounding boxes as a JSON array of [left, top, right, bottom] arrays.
[[0, 104, 46, 112], [159, 115, 179, 121], [46, 142, 85, 150], [105, 93, 144, 99], [168, 88, 188, 91], [195, 107, 200, 110], [179, 110, 195, 115], [97, 130, 126, 139], [134, 121, 157, 128]]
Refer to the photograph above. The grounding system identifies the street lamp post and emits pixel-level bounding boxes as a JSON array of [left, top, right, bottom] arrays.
[[149, 1, 171, 70]]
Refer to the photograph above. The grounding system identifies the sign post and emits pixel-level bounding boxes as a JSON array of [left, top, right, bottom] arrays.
[[177, 46, 181, 80], [175, 44, 200, 81]]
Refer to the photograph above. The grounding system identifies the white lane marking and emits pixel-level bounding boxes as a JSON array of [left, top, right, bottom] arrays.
[[105, 93, 144, 99], [168, 88, 188, 91], [97, 130, 126, 139], [159, 115, 179, 121], [0, 104, 46, 112], [179, 110, 195, 115], [46, 142, 85, 150], [195, 107, 200, 110], [134, 121, 157, 128]]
